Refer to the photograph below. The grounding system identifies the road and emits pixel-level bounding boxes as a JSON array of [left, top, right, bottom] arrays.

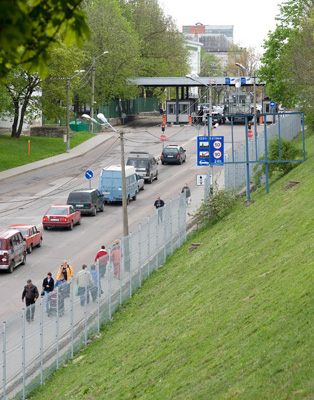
[[0, 120, 252, 323]]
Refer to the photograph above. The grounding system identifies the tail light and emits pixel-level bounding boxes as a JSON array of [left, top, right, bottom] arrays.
[[1, 253, 8, 264], [91, 203, 94, 207], [146, 169, 149, 176], [43, 216, 48, 222], [161, 154, 164, 158], [177, 154, 180, 158], [61, 217, 68, 222]]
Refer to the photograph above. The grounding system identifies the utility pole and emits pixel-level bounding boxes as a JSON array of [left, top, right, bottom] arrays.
[[90, 61, 96, 133], [120, 131, 129, 237], [66, 78, 70, 153]]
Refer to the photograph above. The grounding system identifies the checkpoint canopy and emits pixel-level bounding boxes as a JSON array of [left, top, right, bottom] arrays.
[[127, 76, 264, 124]]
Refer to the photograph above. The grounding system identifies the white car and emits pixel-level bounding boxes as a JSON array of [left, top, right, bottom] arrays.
[[136, 174, 145, 191]]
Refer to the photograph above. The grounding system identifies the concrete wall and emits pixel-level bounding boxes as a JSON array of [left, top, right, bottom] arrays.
[[30, 126, 67, 138]]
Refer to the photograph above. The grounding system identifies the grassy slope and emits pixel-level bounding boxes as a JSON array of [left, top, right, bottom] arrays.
[[0, 132, 95, 171], [29, 135, 314, 400]]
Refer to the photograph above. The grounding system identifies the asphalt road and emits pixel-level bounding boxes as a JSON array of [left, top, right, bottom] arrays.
[[0, 120, 253, 323]]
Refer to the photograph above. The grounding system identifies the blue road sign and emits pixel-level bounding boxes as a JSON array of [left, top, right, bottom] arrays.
[[197, 136, 209, 166], [241, 77, 246, 85], [225, 77, 230, 85], [85, 170, 94, 180], [210, 136, 224, 165], [270, 101, 276, 109]]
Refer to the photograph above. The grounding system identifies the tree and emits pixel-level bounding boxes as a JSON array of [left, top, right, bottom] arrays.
[[226, 44, 260, 76], [0, 0, 89, 80]]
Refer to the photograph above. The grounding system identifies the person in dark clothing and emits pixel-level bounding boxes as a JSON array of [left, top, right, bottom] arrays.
[[154, 196, 165, 223], [198, 105, 204, 124], [22, 279, 39, 322], [42, 272, 54, 312], [181, 183, 191, 205]]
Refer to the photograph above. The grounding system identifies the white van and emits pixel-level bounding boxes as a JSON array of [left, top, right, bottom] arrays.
[[98, 165, 138, 204]]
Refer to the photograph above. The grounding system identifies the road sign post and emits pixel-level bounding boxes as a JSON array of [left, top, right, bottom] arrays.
[[85, 170, 94, 189]]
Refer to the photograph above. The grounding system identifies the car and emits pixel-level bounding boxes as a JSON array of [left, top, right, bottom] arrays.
[[205, 111, 226, 125], [8, 224, 43, 253], [67, 189, 104, 216], [42, 205, 81, 230], [0, 228, 27, 273], [136, 174, 145, 191], [161, 145, 186, 165], [126, 151, 158, 183]]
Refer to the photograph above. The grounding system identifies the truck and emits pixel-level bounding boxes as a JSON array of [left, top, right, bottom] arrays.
[[98, 165, 138, 204], [224, 91, 254, 123]]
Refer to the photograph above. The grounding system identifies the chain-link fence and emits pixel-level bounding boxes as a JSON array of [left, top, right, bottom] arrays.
[[0, 194, 186, 400], [224, 112, 302, 192]]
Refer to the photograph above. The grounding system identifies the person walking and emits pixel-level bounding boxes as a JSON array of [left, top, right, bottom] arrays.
[[154, 196, 165, 223], [55, 273, 70, 299], [22, 279, 39, 322], [56, 260, 74, 283], [76, 264, 94, 306], [42, 272, 54, 312], [111, 240, 122, 279], [94, 245, 108, 277], [181, 183, 191, 205]]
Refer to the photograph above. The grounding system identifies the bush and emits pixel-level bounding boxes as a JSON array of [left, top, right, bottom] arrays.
[[253, 137, 303, 186]]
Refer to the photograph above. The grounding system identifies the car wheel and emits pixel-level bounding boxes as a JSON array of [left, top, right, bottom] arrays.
[[155, 172, 158, 180], [126, 197, 130, 205], [21, 252, 26, 265], [92, 207, 97, 216], [8, 262, 14, 274], [27, 245, 33, 254], [69, 221, 74, 231], [37, 238, 43, 248], [141, 184, 145, 191], [161, 161, 165, 165], [99, 203, 104, 212], [133, 194, 137, 201], [77, 216, 81, 225], [149, 176, 153, 184]]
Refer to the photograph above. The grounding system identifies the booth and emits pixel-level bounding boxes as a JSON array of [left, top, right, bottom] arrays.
[[166, 99, 197, 124]]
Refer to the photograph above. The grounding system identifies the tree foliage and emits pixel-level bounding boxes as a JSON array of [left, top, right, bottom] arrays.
[[0, 0, 89, 80]]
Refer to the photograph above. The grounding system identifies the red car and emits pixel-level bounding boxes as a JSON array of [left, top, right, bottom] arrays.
[[42, 205, 81, 231], [8, 224, 43, 254]]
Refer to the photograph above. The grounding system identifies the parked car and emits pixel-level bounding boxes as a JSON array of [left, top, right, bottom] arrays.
[[126, 151, 158, 183], [8, 224, 42, 253], [136, 174, 145, 191], [42, 205, 81, 230], [161, 145, 186, 165], [0, 228, 27, 273], [67, 189, 104, 216]]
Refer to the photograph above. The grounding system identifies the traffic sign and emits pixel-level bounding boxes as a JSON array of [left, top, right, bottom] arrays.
[[225, 77, 230, 85], [197, 136, 209, 166], [270, 101, 276, 109], [160, 134, 166, 142], [85, 170, 94, 180], [210, 136, 224, 165], [241, 77, 246, 85], [209, 78, 216, 85], [248, 130, 253, 138]]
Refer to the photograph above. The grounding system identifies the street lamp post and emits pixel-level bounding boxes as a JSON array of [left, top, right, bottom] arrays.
[[61, 70, 85, 152], [90, 51, 109, 133], [82, 113, 129, 237]]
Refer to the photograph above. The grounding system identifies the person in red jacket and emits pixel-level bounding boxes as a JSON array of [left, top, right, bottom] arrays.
[[94, 245, 108, 277]]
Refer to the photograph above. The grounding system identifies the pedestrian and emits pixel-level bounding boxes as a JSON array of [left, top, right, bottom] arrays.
[[89, 264, 103, 300], [94, 245, 108, 277], [111, 239, 122, 279], [22, 279, 39, 322], [154, 196, 165, 222], [198, 105, 204, 124], [257, 109, 261, 125], [55, 273, 70, 299], [76, 264, 94, 306], [181, 183, 191, 205], [42, 272, 54, 312], [56, 260, 74, 283]]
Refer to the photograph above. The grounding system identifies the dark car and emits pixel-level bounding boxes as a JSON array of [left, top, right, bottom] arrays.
[[42, 205, 81, 230], [67, 189, 104, 216], [206, 111, 226, 125], [161, 145, 186, 165]]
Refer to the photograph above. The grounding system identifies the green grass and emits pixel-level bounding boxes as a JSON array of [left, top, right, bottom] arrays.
[[0, 132, 95, 171], [28, 134, 314, 400]]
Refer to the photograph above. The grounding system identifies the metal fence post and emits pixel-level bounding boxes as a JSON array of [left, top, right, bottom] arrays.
[[138, 224, 142, 287], [119, 237, 122, 306], [178, 196, 181, 247], [155, 211, 159, 270], [56, 286, 59, 369], [40, 296, 44, 385], [108, 247, 112, 319], [163, 205, 167, 263], [169, 200, 173, 255], [22, 309, 25, 400], [70, 278, 74, 358], [84, 271, 88, 346], [129, 232, 133, 299], [2, 321, 6, 400], [147, 216, 151, 276], [96, 261, 100, 333]]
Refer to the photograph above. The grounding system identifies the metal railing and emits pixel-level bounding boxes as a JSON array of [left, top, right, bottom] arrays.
[[0, 194, 186, 400]]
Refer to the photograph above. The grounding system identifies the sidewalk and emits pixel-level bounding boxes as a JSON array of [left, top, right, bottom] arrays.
[[0, 133, 114, 181]]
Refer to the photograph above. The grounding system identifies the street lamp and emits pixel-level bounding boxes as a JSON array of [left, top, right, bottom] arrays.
[[61, 70, 85, 152], [90, 51, 109, 133], [82, 113, 129, 237]]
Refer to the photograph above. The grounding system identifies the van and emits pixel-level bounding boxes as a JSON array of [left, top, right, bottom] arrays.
[[0, 228, 27, 273], [126, 151, 158, 183], [67, 189, 104, 216], [98, 165, 138, 204]]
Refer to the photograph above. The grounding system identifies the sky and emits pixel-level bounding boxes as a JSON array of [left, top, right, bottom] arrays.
[[159, 0, 284, 54]]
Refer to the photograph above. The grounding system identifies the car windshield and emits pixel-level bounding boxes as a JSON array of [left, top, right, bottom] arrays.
[[163, 148, 178, 155], [47, 207, 68, 215], [68, 192, 91, 202], [127, 159, 148, 168], [17, 228, 29, 236]]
